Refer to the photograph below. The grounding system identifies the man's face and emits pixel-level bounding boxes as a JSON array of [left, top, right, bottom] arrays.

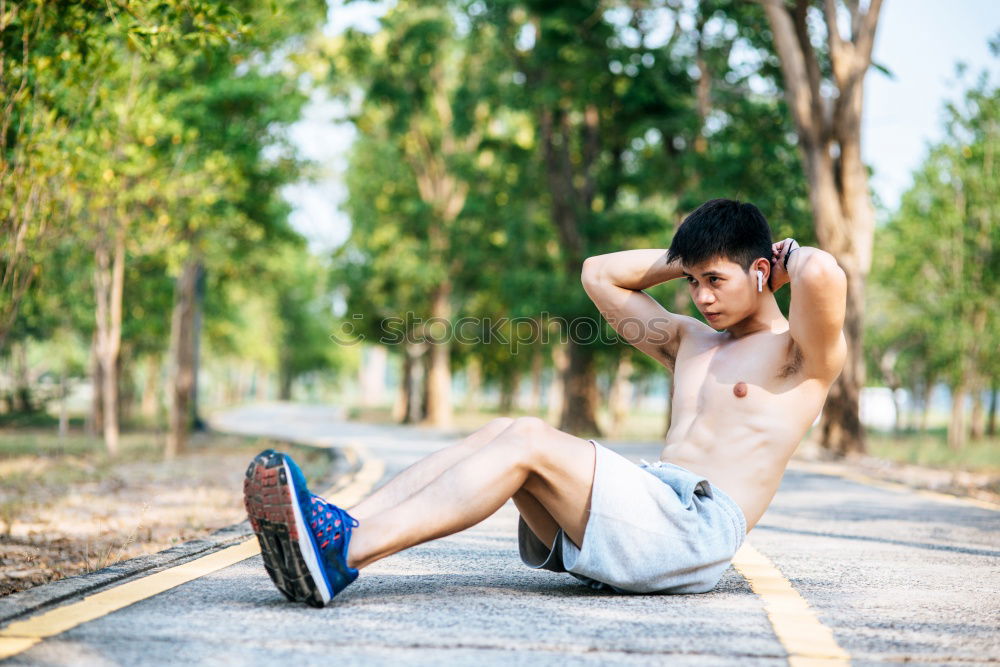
[[681, 257, 760, 330]]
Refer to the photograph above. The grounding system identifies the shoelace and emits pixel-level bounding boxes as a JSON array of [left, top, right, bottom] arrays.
[[308, 496, 359, 550]]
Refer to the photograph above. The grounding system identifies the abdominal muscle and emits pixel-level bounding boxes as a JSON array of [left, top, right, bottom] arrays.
[[658, 378, 831, 532]]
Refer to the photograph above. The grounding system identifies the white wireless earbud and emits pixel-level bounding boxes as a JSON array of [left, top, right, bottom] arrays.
[[756, 270, 763, 292]]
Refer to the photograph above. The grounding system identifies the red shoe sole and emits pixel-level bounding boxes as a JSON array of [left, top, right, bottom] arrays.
[[243, 450, 326, 607]]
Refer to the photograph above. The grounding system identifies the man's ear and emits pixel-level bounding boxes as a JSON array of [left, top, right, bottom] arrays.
[[755, 258, 772, 291]]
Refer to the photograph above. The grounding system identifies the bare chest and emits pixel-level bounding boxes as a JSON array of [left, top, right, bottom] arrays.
[[671, 331, 815, 419]]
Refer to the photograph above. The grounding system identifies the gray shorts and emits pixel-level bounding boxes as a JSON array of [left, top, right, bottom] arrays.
[[518, 440, 747, 594]]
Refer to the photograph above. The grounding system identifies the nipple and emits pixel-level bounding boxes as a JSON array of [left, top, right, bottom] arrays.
[[733, 382, 748, 398]]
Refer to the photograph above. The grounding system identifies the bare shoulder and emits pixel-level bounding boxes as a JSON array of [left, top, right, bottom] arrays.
[[659, 315, 715, 370]]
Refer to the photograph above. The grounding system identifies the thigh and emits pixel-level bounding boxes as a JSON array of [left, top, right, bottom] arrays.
[[505, 419, 598, 548], [457, 417, 515, 451]]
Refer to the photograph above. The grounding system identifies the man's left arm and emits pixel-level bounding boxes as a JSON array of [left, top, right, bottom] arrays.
[[770, 239, 848, 379]]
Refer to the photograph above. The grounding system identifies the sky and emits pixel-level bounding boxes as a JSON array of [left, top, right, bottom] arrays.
[[284, 1, 1000, 252]]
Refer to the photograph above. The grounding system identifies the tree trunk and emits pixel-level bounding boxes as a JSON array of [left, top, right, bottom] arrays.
[[403, 81, 471, 428], [94, 228, 125, 456], [969, 386, 984, 441], [58, 370, 69, 438], [392, 351, 412, 423], [608, 353, 633, 438], [89, 333, 103, 436], [190, 264, 205, 431], [559, 342, 601, 436], [499, 371, 520, 414], [546, 343, 568, 425], [278, 368, 293, 401], [422, 281, 453, 427], [528, 347, 543, 414], [538, 104, 602, 435], [890, 386, 903, 436], [397, 342, 425, 424], [905, 385, 918, 432], [166, 257, 200, 459], [761, 0, 884, 457], [878, 348, 903, 434], [412, 344, 426, 424], [140, 354, 160, 422], [464, 356, 482, 413], [947, 382, 967, 451], [118, 345, 133, 427], [11, 341, 31, 413], [918, 382, 932, 433]]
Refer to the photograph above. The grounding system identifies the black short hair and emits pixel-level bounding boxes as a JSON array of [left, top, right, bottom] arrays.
[[667, 198, 773, 271]]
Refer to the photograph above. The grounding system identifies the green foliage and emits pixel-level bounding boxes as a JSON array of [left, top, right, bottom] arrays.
[[867, 63, 999, 398], [2, 0, 334, 422], [326, 0, 821, 401]]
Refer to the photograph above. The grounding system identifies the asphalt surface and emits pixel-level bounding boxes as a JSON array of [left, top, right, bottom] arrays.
[[3, 403, 999, 665]]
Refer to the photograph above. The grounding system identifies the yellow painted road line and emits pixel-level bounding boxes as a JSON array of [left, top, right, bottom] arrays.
[[0, 456, 385, 662], [732, 542, 851, 667]]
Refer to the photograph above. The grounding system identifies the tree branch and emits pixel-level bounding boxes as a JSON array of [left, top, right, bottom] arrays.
[[759, 0, 819, 145], [794, 0, 823, 113], [855, 0, 883, 66]]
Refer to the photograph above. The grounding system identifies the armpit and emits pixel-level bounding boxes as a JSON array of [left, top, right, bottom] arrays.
[[658, 344, 676, 371], [777, 342, 804, 379]]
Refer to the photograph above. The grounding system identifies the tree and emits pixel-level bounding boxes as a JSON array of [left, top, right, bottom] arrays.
[[0, 0, 249, 351], [154, 0, 325, 456], [870, 60, 999, 450], [329, 3, 493, 427], [758, 0, 884, 455], [472, 0, 814, 434], [329, 0, 825, 436]]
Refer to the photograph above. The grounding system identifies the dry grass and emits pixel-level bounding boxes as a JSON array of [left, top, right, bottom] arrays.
[[0, 429, 333, 597]]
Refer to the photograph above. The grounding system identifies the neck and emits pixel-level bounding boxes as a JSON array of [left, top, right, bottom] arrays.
[[725, 292, 787, 339]]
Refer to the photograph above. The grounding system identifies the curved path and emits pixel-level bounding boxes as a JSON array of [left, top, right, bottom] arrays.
[[1, 403, 997, 665]]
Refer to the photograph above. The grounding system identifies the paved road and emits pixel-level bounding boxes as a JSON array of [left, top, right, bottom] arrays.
[[3, 403, 998, 665]]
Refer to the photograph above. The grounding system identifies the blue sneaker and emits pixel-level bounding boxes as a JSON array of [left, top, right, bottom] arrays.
[[243, 449, 360, 607]]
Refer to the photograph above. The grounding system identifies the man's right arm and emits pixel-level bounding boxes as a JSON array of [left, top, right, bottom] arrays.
[[580, 250, 697, 371]]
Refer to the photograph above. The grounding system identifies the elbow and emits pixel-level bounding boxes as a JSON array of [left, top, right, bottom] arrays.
[[800, 253, 846, 291], [581, 255, 604, 286]]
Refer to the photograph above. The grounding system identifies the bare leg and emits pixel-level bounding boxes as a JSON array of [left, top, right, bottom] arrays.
[[349, 417, 514, 521], [347, 417, 595, 570]]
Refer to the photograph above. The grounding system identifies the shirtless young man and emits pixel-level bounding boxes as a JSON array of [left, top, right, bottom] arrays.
[[243, 197, 847, 607]]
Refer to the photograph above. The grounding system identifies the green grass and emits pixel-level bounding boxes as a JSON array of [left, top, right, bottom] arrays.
[[0, 411, 86, 429], [866, 429, 1000, 473]]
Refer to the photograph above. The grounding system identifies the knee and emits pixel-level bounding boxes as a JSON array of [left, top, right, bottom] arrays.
[[496, 416, 551, 463], [455, 417, 516, 456], [508, 416, 549, 437]]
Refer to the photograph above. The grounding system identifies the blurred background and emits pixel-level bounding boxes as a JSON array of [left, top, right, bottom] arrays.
[[0, 0, 997, 590]]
